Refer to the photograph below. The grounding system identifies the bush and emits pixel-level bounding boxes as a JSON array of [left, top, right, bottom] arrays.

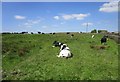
[[91, 29, 97, 33], [98, 30, 107, 33], [66, 32, 70, 34]]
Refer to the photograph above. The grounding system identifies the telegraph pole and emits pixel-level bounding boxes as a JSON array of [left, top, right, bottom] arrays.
[[86, 22, 88, 33]]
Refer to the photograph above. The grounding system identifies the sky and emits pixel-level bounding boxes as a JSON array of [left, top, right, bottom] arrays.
[[2, 1, 119, 33]]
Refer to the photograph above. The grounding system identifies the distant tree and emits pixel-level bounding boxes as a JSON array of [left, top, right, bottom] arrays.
[[66, 32, 70, 34], [112, 32, 114, 34], [53, 32, 55, 35], [13, 32, 18, 34], [91, 29, 97, 33], [21, 32, 28, 34], [98, 30, 107, 33], [2, 32, 11, 34], [98, 30, 102, 33], [38, 32, 41, 34], [31, 32, 34, 34]]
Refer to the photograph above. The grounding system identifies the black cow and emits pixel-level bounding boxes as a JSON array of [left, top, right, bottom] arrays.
[[101, 35, 108, 45], [71, 34, 74, 38], [71, 34, 74, 37]]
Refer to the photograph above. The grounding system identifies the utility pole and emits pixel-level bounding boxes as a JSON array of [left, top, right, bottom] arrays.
[[86, 22, 88, 33]]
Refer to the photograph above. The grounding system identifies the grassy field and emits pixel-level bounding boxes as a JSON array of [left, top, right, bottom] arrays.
[[2, 33, 118, 80]]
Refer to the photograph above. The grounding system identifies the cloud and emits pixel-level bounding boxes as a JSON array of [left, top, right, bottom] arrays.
[[53, 13, 90, 21], [60, 22, 65, 25], [54, 16, 60, 20], [62, 13, 90, 20], [14, 15, 26, 20], [62, 15, 73, 20], [99, 1, 119, 12], [27, 19, 41, 24], [52, 25, 59, 27], [82, 22, 93, 26], [42, 26, 47, 28], [18, 19, 41, 28]]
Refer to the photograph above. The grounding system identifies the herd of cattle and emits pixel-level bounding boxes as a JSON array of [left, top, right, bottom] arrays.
[[52, 35, 109, 59], [2, 31, 119, 58]]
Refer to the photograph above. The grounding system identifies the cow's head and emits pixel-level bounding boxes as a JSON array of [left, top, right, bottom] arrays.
[[52, 41, 63, 47]]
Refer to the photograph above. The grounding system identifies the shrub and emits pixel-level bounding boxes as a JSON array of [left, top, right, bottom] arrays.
[[98, 30, 107, 33], [91, 29, 97, 33], [66, 32, 70, 34]]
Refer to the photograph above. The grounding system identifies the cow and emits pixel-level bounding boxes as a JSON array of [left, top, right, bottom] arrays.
[[52, 41, 64, 48], [57, 44, 71, 58], [71, 34, 74, 38], [92, 35, 95, 38], [101, 35, 108, 45]]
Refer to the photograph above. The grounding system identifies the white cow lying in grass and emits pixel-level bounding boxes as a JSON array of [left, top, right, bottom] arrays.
[[52, 41, 72, 58], [57, 44, 71, 58]]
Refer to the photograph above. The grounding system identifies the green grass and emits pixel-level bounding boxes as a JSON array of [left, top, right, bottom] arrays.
[[2, 33, 118, 80]]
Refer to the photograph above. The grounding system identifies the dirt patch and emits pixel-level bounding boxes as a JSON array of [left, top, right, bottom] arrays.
[[90, 45, 110, 50]]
